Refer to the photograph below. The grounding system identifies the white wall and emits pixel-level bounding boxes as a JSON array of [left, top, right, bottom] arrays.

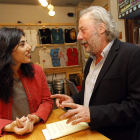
[[0, 4, 76, 23], [91, 0, 108, 7]]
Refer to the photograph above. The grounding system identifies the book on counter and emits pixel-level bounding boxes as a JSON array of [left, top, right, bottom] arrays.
[[45, 119, 89, 139]]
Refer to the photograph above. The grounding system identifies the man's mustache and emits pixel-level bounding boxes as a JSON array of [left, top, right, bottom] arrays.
[[81, 40, 88, 45]]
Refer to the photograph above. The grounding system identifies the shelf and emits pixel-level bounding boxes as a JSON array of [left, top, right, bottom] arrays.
[[0, 23, 76, 26], [44, 66, 82, 75], [36, 43, 77, 47]]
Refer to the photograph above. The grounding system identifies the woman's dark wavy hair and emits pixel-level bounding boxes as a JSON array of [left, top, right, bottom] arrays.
[[0, 27, 34, 103]]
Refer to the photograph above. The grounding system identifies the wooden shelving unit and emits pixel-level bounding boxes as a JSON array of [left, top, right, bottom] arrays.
[[35, 43, 77, 47], [44, 66, 82, 75], [0, 23, 76, 26]]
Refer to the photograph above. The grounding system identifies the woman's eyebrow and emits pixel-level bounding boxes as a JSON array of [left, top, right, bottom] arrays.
[[19, 40, 26, 43]]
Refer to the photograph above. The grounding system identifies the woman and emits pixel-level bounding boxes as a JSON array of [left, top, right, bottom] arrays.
[[0, 27, 53, 136]]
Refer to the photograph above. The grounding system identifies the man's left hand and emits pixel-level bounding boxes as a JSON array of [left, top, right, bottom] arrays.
[[60, 102, 90, 125]]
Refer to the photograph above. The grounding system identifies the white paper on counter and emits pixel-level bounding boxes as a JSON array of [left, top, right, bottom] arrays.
[[42, 129, 52, 140], [46, 119, 89, 139]]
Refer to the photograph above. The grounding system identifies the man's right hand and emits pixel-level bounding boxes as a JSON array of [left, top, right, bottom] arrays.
[[51, 94, 74, 109]]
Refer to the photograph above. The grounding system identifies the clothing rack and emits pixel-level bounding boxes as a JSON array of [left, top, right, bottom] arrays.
[[35, 43, 77, 47], [0, 23, 76, 26], [0, 23, 77, 47]]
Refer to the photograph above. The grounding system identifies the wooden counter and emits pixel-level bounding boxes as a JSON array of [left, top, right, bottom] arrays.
[[1, 109, 110, 140]]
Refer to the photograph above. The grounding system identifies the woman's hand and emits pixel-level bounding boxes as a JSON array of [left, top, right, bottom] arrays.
[[27, 114, 40, 124], [3, 117, 34, 135], [16, 116, 27, 128]]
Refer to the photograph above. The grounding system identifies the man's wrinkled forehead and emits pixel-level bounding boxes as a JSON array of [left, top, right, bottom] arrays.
[[78, 13, 93, 29]]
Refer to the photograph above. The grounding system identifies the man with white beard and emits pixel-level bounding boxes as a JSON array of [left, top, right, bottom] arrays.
[[51, 6, 140, 140]]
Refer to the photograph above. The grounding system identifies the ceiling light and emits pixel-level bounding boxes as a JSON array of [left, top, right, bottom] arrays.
[[41, 0, 48, 7], [48, 4, 54, 11], [39, 0, 42, 3], [49, 10, 55, 16], [39, 0, 46, 3], [40, 0, 55, 16]]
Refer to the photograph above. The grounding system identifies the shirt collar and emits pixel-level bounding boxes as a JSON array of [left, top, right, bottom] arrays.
[[90, 39, 114, 59]]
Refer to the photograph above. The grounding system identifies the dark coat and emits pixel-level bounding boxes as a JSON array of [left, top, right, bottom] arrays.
[[72, 39, 140, 140]]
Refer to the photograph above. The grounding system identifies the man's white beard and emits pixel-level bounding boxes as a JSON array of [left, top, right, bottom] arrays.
[[87, 31, 101, 55]]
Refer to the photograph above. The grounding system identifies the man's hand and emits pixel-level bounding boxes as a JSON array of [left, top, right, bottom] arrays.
[[51, 94, 74, 109], [60, 102, 91, 125]]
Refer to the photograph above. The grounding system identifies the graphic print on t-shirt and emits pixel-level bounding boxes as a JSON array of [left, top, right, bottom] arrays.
[[24, 29, 38, 46], [39, 28, 52, 44], [51, 28, 64, 44], [39, 48, 52, 68], [65, 28, 77, 43], [50, 49, 61, 67], [59, 49, 68, 66], [67, 48, 79, 66]]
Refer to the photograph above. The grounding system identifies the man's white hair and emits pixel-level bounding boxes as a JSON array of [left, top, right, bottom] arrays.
[[80, 6, 120, 42]]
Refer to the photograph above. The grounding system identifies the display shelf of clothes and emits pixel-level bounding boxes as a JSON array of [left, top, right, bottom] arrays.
[[38, 45, 79, 68]]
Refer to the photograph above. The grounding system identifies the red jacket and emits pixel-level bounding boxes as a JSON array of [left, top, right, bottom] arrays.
[[0, 64, 53, 136]]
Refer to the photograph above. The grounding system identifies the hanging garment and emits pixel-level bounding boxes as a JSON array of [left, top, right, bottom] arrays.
[[65, 28, 77, 43], [59, 48, 68, 67], [39, 48, 52, 68], [51, 28, 64, 44], [67, 48, 79, 66], [23, 29, 38, 46], [39, 28, 52, 44], [50, 49, 61, 67]]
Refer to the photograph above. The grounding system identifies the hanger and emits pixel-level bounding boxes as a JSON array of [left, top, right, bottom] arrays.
[[39, 25, 47, 29], [68, 25, 72, 29], [41, 46, 47, 50], [54, 25, 59, 29], [70, 45, 74, 49], [53, 45, 58, 49], [62, 45, 66, 49], [25, 26, 33, 30]]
